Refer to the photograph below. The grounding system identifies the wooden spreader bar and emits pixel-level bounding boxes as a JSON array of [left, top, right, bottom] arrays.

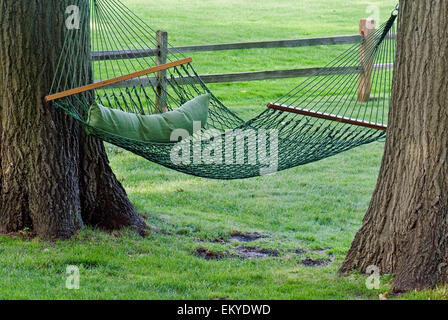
[[44, 57, 193, 103], [267, 102, 387, 131]]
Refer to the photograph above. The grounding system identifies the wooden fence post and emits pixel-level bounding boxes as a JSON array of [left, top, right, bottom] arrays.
[[358, 18, 376, 102], [155, 30, 168, 112]]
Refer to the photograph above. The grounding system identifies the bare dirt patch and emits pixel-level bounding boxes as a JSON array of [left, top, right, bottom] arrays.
[[206, 231, 269, 244], [195, 248, 230, 260], [236, 245, 279, 259], [291, 247, 335, 267], [301, 257, 330, 267], [229, 231, 268, 243], [290, 248, 307, 255]]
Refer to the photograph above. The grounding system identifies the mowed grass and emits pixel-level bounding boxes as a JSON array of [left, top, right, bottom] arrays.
[[0, 143, 391, 300], [2, 0, 442, 300]]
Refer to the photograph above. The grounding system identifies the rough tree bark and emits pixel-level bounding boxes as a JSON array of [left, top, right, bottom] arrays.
[[340, 0, 448, 292], [0, 0, 146, 239]]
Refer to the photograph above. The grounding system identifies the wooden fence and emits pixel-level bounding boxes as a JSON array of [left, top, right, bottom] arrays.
[[92, 19, 394, 102]]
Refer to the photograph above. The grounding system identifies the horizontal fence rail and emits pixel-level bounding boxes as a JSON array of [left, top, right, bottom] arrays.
[[92, 34, 396, 61], [102, 63, 393, 89], [92, 34, 364, 61]]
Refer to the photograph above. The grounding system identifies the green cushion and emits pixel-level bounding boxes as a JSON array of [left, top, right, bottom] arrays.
[[86, 94, 210, 143]]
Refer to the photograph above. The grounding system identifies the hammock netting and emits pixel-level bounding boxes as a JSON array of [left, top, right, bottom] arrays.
[[49, 0, 397, 180]]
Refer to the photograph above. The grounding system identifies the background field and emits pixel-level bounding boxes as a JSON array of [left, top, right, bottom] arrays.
[[2, 0, 445, 300]]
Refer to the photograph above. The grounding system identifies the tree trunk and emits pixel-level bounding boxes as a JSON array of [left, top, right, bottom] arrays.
[[0, 0, 146, 239], [340, 0, 448, 292]]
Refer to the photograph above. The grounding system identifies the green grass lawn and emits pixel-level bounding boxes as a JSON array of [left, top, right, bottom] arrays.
[[2, 0, 445, 300]]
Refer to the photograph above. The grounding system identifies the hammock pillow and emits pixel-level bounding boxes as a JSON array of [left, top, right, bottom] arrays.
[[86, 93, 210, 143]]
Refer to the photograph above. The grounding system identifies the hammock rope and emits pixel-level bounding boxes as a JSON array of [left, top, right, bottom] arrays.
[[48, 0, 397, 180]]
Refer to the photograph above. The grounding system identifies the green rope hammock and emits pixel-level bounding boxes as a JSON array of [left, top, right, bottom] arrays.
[[48, 0, 397, 180]]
